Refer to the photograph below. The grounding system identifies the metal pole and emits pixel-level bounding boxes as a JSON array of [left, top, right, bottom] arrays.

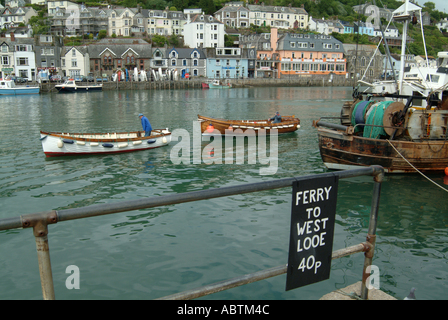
[[35, 234, 55, 300], [158, 243, 371, 300], [360, 171, 383, 300]]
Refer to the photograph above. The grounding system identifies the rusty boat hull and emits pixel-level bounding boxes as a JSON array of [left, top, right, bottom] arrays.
[[316, 124, 448, 173]]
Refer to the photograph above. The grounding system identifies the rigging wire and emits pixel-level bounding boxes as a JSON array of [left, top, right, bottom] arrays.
[[387, 140, 448, 193]]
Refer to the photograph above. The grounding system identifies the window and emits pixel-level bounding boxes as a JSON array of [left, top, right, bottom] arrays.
[[171, 59, 176, 66], [16, 45, 28, 51], [2, 56, 9, 65], [16, 57, 28, 66], [71, 59, 77, 67]]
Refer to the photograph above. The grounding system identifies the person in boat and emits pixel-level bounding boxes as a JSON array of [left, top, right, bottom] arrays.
[[138, 113, 152, 137], [270, 111, 282, 123]]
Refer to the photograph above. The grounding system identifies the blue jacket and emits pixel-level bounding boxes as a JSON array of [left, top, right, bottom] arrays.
[[141, 116, 152, 132]]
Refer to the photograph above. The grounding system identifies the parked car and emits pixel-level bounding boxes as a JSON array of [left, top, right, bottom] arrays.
[[73, 75, 86, 82], [86, 75, 94, 82], [50, 75, 62, 82], [14, 77, 28, 83]]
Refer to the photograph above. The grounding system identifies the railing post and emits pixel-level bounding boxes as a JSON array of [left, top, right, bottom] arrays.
[[34, 232, 55, 300], [360, 170, 383, 299], [21, 211, 58, 300]]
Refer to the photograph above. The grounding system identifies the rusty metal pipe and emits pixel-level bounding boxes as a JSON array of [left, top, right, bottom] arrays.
[[34, 234, 55, 300], [157, 242, 371, 300], [360, 174, 383, 300]]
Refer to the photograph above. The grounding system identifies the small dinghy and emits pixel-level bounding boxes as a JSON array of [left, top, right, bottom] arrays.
[[40, 129, 171, 157]]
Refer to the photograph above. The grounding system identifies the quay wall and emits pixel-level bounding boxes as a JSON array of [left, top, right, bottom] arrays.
[[38, 75, 355, 93]]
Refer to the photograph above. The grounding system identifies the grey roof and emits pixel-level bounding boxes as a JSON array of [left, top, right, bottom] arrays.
[[190, 13, 223, 24], [277, 33, 344, 52], [166, 47, 206, 58], [214, 5, 250, 14], [86, 38, 152, 58], [246, 4, 307, 15]]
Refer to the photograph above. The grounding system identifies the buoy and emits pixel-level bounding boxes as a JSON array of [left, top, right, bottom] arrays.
[[162, 137, 167, 144], [57, 140, 63, 148], [445, 167, 448, 176], [117, 142, 128, 148], [102, 143, 114, 148], [206, 123, 214, 133], [90, 142, 99, 146]]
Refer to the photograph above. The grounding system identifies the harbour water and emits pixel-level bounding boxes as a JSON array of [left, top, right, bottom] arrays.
[[0, 86, 447, 300]]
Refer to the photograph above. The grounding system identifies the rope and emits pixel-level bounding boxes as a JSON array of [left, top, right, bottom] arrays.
[[386, 140, 448, 193]]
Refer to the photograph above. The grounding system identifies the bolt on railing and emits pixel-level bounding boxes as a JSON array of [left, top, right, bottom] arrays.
[[0, 166, 384, 300]]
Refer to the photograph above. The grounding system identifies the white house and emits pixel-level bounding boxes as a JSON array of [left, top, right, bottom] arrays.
[[108, 8, 137, 37], [308, 17, 344, 35], [47, 0, 79, 16], [373, 26, 399, 38], [183, 14, 224, 49], [13, 38, 37, 80], [61, 46, 90, 78], [436, 18, 448, 32]]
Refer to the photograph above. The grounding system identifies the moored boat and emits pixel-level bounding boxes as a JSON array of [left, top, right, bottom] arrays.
[[313, 0, 448, 173], [55, 79, 103, 93], [197, 114, 300, 135], [40, 129, 171, 157], [0, 77, 39, 95], [202, 79, 232, 89]]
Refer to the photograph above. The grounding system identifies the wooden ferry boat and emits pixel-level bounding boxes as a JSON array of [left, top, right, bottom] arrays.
[[197, 114, 300, 135], [40, 129, 171, 157]]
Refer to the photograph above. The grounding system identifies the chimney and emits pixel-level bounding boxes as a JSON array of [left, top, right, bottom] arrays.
[[10, 33, 15, 41], [270, 28, 278, 52]]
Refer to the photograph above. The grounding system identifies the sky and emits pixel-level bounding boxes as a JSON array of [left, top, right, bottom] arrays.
[[431, 0, 448, 13], [415, 0, 448, 14]]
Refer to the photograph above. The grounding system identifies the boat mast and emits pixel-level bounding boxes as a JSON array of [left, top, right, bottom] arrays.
[[398, 0, 409, 94]]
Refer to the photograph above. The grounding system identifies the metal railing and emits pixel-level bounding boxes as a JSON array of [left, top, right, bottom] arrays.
[[0, 166, 384, 300]]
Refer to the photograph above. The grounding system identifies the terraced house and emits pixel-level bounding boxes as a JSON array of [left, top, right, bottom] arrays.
[[248, 28, 346, 79], [247, 3, 308, 29]]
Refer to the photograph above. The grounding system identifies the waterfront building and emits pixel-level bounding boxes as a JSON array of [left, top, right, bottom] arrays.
[[87, 38, 152, 79], [0, 38, 15, 79], [204, 47, 251, 79], [343, 44, 383, 81], [61, 45, 89, 78], [251, 28, 346, 79], [35, 34, 64, 76], [183, 14, 224, 49], [11, 36, 37, 80], [167, 47, 207, 78]]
